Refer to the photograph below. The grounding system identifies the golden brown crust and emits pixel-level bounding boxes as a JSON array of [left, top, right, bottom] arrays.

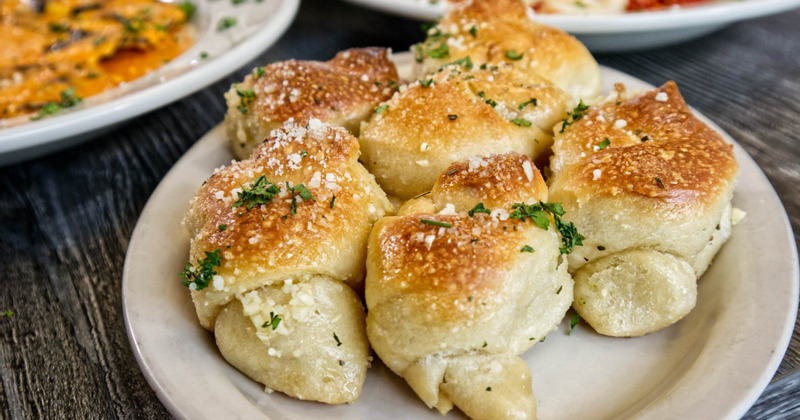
[[413, 0, 602, 99], [358, 65, 555, 199], [187, 119, 393, 289], [371, 214, 528, 323], [366, 152, 572, 417], [433, 152, 548, 210], [551, 82, 738, 209], [225, 48, 400, 159], [251, 47, 398, 124]]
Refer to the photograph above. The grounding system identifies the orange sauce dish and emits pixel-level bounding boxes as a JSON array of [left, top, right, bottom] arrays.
[[0, 0, 195, 120]]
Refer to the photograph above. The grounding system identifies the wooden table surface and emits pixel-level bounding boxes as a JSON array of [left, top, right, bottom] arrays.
[[1, 0, 799, 418]]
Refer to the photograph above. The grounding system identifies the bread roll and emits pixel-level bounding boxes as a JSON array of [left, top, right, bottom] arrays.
[[366, 153, 572, 419], [548, 81, 739, 337], [183, 119, 394, 403], [412, 0, 602, 100], [224, 48, 399, 159], [359, 64, 566, 200]]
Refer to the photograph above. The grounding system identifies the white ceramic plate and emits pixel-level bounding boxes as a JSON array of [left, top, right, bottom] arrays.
[[341, 0, 800, 52], [0, 0, 299, 166], [123, 56, 798, 419]]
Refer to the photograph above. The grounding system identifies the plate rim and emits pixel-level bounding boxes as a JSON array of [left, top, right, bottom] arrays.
[[0, 0, 300, 165], [340, 0, 800, 31], [122, 59, 799, 420]]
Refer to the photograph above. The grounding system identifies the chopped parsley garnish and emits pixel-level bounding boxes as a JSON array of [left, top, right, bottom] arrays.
[[179, 1, 197, 19], [556, 285, 563, 294], [482, 341, 487, 348], [48, 23, 68, 32], [218, 224, 227, 231], [300, 150, 308, 158], [477, 91, 485, 98], [217, 16, 237, 31], [559, 100, 590, 133], [511, 118, 532, 127], [254, 66, 265, 78], [485, 98, 497, 108], [232, 0, 246, 4], [199, 51, 208, 59], [469, 25, 478, 37], [655, 177, 665, 189], [120, 16, 145, 33], [333, 332, 342, 346], [330, 194, 336, 209], [468, 203, 491, 216], [419, 79, 434, 87], [180, 249, 222, 290], [448, 114, 458, 120], [427, 43, 450, 59], [31, 87, 82, 120], [421, 219, 452, 228], [375, 104, 389, 114], [232, 175, 280, 210], [486, 387, 492, 391], [520, 245, 534, 253], [450, 56, 473, 70], [509, 202, 584, 254], [518, 98, 537, 110], [262, 312, 282, 330], [505, 50, 524, 61], [235, 87, 256, 114], [388, 80, 401, 91], [568, 313, 580, 335], [288, 183, 315, 215], [597, 137, 610, 150]]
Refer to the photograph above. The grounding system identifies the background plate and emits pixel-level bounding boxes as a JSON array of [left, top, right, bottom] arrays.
[[0, 0, 299, 166], [339, 0, 800, 52], [123, 58, 798, 419]]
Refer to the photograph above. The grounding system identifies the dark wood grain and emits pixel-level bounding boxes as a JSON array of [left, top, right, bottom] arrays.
[[0, 0, 797, 418]]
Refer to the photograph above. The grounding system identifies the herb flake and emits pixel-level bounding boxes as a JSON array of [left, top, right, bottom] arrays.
[[568, 313, 580, 335], [505, 50, 523, 61], [560, 100, 590, 133], [509, 202, 584, 254], [468, 203, 491, 217], [179, 1, 197, 19], [263, 312, 282, 330], [518, 98, 537, 110], [232, 175, 280, 210], [511, 118, 532, 127], [31, 87, 82, 121], [217, 16, 237, 31], [421, 219, 452, 228], [180, 249, 222, 290]]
